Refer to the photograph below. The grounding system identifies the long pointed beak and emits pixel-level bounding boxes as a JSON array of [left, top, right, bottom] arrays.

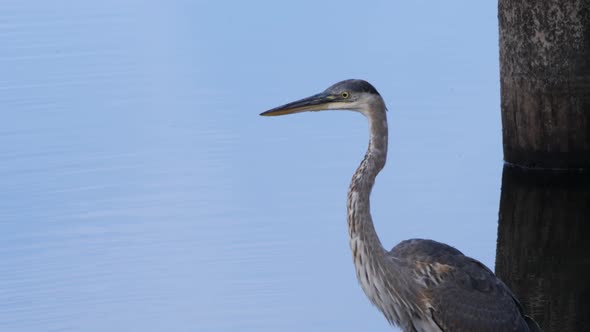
[[260, 92, 334, 116]]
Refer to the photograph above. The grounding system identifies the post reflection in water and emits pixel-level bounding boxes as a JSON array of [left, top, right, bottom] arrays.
[[495, 165, 590, 332]]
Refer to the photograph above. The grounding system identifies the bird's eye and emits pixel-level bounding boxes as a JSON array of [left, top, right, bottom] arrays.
[[341, 91, 350, 99]]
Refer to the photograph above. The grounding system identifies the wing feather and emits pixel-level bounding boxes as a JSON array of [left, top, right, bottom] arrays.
[[390, 239, 537, 332]]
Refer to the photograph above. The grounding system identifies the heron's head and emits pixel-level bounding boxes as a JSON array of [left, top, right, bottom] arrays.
[[260, 79, 384, 117]]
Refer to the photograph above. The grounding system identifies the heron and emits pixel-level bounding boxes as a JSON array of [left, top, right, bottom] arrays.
[[260, 79, 542, 332]]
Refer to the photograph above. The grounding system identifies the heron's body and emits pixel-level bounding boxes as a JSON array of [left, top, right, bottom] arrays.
[[261, 79, 541, 332]]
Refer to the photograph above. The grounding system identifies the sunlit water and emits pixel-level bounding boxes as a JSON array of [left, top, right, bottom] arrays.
[[1, 2, 504, 331]]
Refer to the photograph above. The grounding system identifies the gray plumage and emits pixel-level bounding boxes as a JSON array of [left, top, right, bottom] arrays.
[[261, 79, 542, 332]]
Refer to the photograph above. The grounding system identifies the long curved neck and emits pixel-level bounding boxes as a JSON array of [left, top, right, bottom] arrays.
[[347, 102, 388, 259]]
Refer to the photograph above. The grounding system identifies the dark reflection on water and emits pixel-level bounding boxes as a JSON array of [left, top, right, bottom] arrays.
[[495, 165, 590, 332]]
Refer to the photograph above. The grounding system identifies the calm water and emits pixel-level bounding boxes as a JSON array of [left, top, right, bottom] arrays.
[[0, 2, 510, 331]]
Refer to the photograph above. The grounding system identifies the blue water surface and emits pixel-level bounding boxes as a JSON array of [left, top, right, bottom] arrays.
[[0, 1, 500, 331]]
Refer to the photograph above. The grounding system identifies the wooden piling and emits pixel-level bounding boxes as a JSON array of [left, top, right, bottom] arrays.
[[498, 0, 590, 169]]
